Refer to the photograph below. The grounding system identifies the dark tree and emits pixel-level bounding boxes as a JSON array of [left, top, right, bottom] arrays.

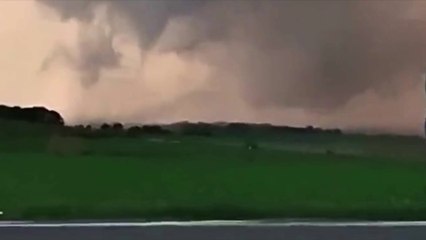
[[0, 105, 64, 125], [112, 123, 124, 131], [100, 123, 111, 130], [142, 125, 171, 135], [127, 126, 142, 137]]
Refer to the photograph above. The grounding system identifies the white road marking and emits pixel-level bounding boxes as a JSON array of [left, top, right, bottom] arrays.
[[1, 220, 426, 228]]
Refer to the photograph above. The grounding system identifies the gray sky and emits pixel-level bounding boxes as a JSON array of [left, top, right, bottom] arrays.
[[0, 0, 425, 135]]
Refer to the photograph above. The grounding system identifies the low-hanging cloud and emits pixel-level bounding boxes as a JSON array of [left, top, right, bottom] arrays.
[[34, 0, 426, 134]]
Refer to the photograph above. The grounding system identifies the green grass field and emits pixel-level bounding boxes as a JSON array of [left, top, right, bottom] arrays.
[[0, 121, 426, 220]]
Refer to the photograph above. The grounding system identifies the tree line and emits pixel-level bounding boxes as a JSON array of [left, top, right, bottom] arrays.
[[0, 104, 342, 138]]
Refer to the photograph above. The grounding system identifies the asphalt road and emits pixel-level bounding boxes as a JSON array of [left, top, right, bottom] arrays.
[[1, 221, 426, 240]]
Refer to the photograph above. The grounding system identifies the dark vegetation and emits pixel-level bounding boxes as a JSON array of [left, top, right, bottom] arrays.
[[60, 121, 343, 140], [0, 105, 64, 126], [0, 104, 342, 139], [1, 104, 426, 221]]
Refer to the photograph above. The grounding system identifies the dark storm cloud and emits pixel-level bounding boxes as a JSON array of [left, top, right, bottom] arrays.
[[109, 0, 207, 49], [38, 0, 97, 21], [215, 1, 426, 110], [38, 0, 426, 111], [40, 20, 120, 86], [39, 0, 122, 86], [76, 24, 121, 85], [40, 0, 208, 48]]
